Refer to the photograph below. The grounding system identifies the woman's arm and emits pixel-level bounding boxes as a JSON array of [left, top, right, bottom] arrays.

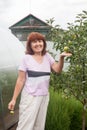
[[8, 71, 26, 110], [51, 52, 72, 73]]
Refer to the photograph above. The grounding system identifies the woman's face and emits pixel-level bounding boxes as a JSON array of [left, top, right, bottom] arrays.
[[31, 39, 44, 54]]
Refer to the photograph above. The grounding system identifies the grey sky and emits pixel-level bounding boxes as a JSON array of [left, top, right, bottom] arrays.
[[0, 0, 87, 30]]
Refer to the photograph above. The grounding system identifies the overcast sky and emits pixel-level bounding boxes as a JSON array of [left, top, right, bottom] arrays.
[[0, 0, 87, 30], [0, 0, 87, 69]]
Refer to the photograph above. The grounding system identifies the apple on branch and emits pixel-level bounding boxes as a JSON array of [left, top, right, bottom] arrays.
[[62, 46, 72, 57], [63, 46, 69, 53]]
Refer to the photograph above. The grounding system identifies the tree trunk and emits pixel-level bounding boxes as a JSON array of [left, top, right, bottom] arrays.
[[82, 108, 86, 130]]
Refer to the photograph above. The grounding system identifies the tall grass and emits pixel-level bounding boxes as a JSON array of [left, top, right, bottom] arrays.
[[45, 88, 87, 130]]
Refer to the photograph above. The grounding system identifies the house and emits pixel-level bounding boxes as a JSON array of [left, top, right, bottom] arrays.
[[9, 14, 51, 43]]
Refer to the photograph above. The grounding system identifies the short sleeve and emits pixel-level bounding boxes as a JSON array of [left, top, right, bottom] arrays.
[[46, 52, 55, 66], [18, 55, 27, 72]]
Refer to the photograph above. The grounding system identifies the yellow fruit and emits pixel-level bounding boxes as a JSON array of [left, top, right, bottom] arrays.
[[63, 46, 69, 52], [10, 110, 14, 114], [68, 40, 72, 45], [72, 34, 76, 39]]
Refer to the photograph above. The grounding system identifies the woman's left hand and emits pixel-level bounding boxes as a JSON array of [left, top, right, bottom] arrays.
[[60, 52, 72, 58]]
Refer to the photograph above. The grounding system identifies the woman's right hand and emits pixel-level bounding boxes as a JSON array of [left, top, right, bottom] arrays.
[[8, 99, 16, 111]]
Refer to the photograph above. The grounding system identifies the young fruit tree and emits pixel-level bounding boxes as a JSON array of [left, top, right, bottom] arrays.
[[47, 11, 87, 130]]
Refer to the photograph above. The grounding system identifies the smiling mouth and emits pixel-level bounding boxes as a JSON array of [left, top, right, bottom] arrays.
[[35, 45, 43, 49]]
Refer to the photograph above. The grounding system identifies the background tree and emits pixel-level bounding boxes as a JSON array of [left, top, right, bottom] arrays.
[[47, 11, 87, 130]]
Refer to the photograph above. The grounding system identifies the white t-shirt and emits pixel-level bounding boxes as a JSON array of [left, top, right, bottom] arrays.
[[19, 52, 55, 96]]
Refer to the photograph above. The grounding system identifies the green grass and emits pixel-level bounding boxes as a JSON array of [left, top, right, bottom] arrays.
[[45, 88, 87, 130]]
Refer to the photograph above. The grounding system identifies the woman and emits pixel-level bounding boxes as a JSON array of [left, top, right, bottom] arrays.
[[8, 32, 72, 130]]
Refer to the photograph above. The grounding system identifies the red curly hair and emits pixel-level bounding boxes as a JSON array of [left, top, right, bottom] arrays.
[[25, 32, 47, 55]]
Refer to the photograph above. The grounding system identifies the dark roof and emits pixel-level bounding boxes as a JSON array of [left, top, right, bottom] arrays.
[[9, 14, 50, 29]]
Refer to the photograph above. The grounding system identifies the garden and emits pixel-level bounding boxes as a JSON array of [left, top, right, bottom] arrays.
[[0, 11, 87, 130]]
